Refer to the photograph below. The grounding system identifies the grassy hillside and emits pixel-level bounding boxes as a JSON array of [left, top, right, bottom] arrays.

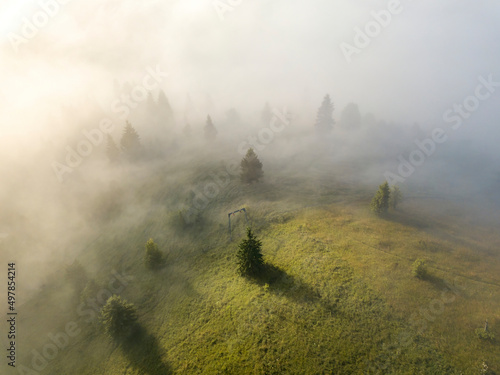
[[11, 157, 500, 374]]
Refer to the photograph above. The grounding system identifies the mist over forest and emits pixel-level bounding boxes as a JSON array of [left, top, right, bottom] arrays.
[[0, 1, 499, 374]]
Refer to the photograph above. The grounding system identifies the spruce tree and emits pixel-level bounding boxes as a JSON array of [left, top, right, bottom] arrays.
[[314, 94, 335, 134], [99, 295, 138, 340], [106, 134, 121, 162], [204, 115, 217, 141], [237, 228, 264, 277], [240, 148, 263, 183], [371, 181, 391, 214], [120, 121, 142, 160], [158, 90, 175, 128], [144, 238, 164, 270]]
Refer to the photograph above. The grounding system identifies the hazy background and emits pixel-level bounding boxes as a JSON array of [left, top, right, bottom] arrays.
[[0, 0, 499, 296]]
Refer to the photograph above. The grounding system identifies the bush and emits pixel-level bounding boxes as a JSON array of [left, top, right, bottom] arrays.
[[475, 328, 495, 341], [412, 259, 428, 279], [371, 182, 390, 214], [99, 295, 138, 340], [144, 238, 164, 270]]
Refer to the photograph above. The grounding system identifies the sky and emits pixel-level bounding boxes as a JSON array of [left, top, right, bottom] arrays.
[[0, 0, 499, 144]]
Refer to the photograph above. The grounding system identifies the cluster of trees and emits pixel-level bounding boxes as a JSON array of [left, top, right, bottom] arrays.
[[106, 121, 143, 162], [370, 182, 402, 214]]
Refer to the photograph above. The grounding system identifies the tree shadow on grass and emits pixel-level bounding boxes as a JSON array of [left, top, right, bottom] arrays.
[[382, 210, 430, 230], [121, 325, 173, 375], [249, 263, 337, 314]]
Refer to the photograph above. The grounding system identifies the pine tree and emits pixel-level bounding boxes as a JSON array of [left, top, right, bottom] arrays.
[[204, 115, 217, 141], [99, 295, 138, 339], [120, 121, 142, 160], [315, 94, 335, 134], [371, 181, 391, 214], [144, 238, 164, 270], [158, 90, 174, 127], [237, 228, 264, 277], [106, 134, 121, 162], [240, 148, 263, 183], [390, 185, 402, 210]]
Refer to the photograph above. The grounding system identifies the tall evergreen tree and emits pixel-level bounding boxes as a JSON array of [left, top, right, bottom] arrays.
[[106, 134, 121, 162], [240, 148, 263, 183], [120, 121, 142, 160], [237, 228, 264, 277], [314, 94, 335, 134], [158, 90, 174, 127], [204, 115, 218, 141], [371, 181, 391, 214]]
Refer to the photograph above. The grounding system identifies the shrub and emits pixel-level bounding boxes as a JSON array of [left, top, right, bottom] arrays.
[[371, 182, 390, 214], [412, 259, 427, 279], [475, 328, 495, 341], [99, 295, 138, 340]]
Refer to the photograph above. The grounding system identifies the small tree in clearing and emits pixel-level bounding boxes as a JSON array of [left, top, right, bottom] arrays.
[[100, 295, 138, 340], [371, 181, 390, 214], [144, 238, 164, 270], [237, 228, 264, 277], [240, 148, 263, 184]]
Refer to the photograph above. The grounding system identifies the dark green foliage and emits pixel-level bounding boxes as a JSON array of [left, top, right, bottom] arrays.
[[314, 94, 335, 133], [412, 259, 428, 279], [144, 238, 164, 270], [371, 181, 391, 214], [237, 228, 264, 277], [240, 148, 263, 183], [106, 134, 121, 162], [204, 115, 217, 141], [100, 295, 138, 340], [390, 185, 402, 209], [120, 121, 142, 160]]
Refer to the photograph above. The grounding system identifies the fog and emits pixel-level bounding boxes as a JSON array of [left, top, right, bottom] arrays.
[[1, 0, 500, 302]]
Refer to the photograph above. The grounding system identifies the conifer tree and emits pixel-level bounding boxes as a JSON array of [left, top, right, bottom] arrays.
[[371, 181, 391, 214], [106, 134, 121, 162], [99, 296, 138, 340], [144, 238, 164, 270], [204, 115, 218, 141], [240, 148, 263, 183], [158, 90, 175, 127], [314, 94, 335, 134], [237, 228, 264, 277], [340, 102, 361, 129], [120, 121, 142, 160]]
